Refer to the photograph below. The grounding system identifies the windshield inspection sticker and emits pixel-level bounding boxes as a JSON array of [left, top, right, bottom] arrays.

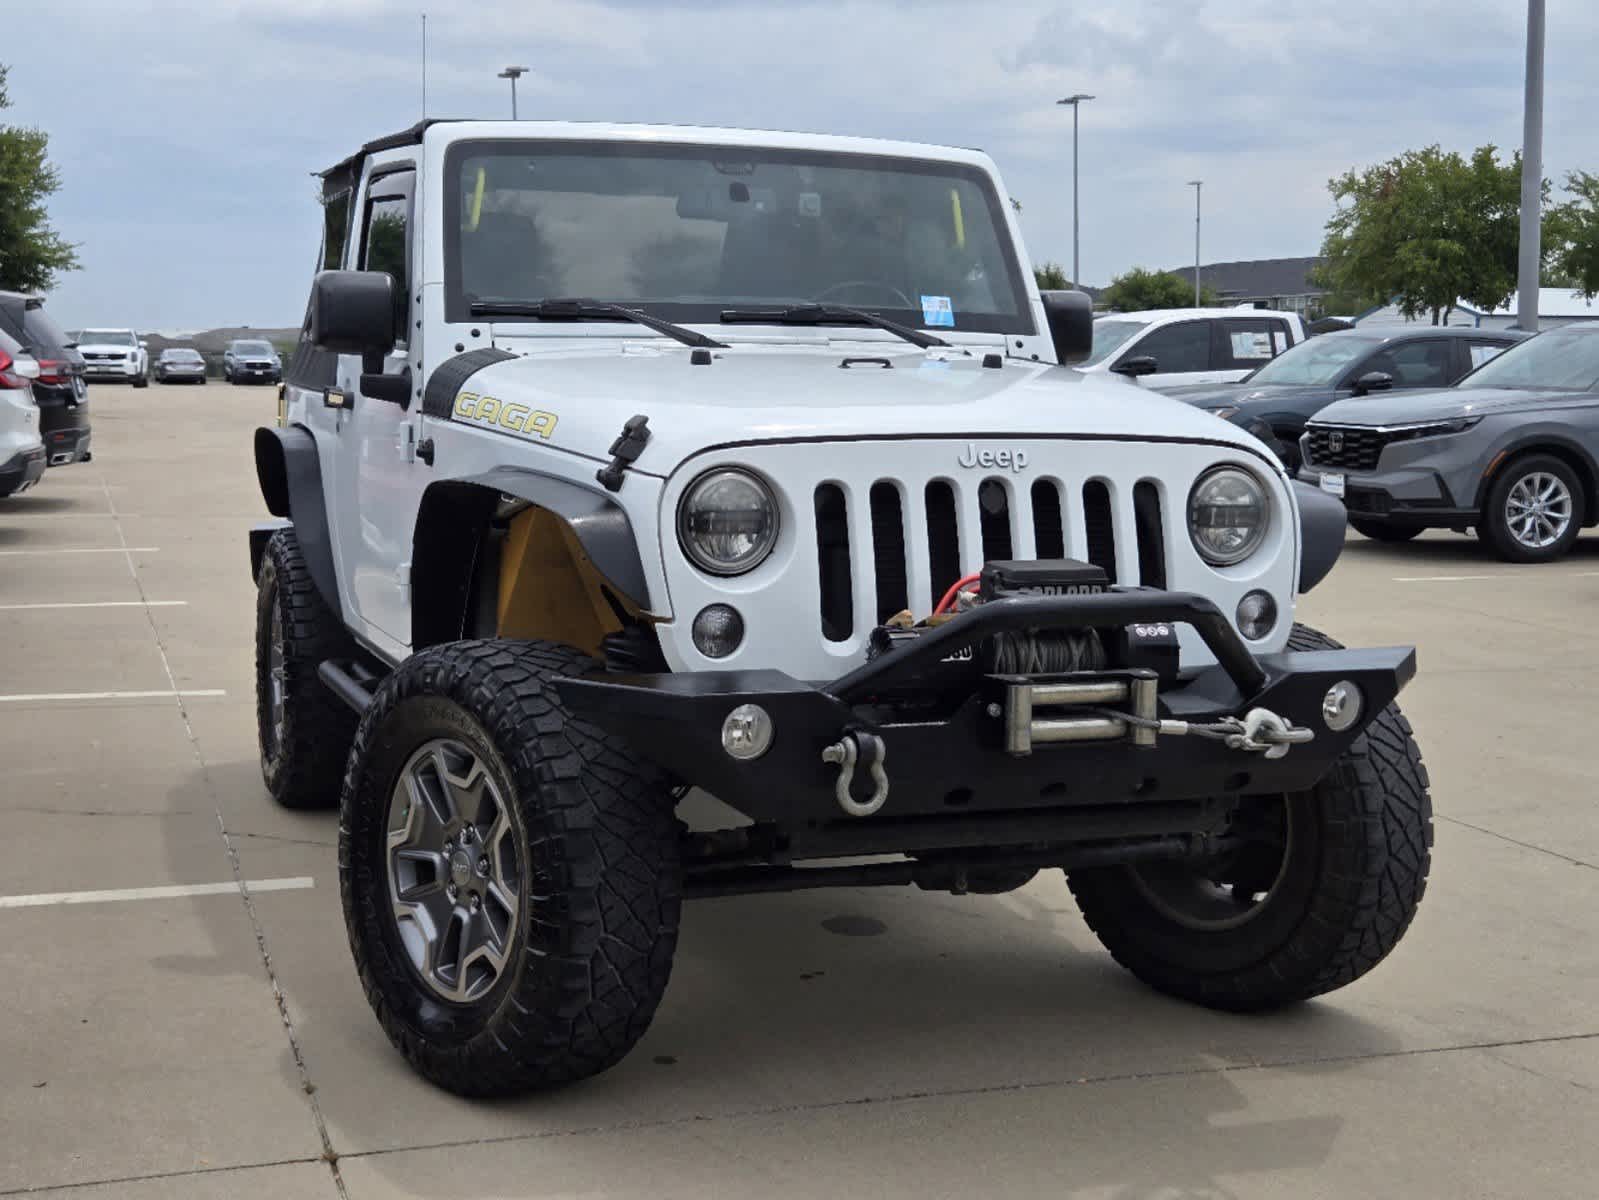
[[921, 295, 955, 328]]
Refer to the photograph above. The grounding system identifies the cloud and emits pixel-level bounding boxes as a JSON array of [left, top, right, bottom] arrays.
[[8, 0, 1596, 327]]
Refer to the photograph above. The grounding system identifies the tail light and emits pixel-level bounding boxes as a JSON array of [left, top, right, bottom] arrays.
[[0, 349, 29, 390], [36, 359, 71, 385]]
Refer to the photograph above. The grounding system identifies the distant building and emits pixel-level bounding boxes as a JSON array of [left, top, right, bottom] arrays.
[[1354, 289, 1599, 331], [1165, 257, 1326, 316]]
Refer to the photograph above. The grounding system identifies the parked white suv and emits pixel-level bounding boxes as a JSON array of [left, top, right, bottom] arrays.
[[0, 328, 46, 497], [75, 328, 149, 387], [249, 119, 1430, 1096], [1076, 307, 1305, 390]]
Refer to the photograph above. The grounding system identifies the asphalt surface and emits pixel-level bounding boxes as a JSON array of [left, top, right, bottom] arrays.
[[1, 380, 1595, 1198]]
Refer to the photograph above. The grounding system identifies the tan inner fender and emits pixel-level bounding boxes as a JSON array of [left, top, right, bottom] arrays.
[[495, 506, 631, 657]]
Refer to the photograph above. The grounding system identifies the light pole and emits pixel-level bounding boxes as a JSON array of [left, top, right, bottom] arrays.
[[1187, 180, 1203, 305], [1056, 94, 1093, 289], [497, 66, 529, 120], [1517, 0, 1545, 331]]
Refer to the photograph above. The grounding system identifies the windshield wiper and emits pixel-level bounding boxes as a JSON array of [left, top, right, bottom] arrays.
[[468, 297, 727, 349], [720, 304, 950, 349]]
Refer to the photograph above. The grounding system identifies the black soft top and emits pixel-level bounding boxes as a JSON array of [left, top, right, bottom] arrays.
[[320, 119, 460, 200]]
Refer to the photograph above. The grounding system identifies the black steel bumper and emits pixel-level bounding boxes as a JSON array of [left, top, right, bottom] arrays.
[[557, 590, 1415, 827]]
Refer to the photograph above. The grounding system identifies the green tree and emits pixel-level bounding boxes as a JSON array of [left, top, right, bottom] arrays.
[[1549, 171, 1599, 298], [1101, 266, 1214, 311], [0, 64, 78, 292], [1033, 261, 1070, 290], [1317, 144, 1550, 325]]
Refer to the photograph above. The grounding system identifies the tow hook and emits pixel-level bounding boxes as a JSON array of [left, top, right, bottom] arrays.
[[1227, 708, 1315, 760], [822, 731, 890, 817]]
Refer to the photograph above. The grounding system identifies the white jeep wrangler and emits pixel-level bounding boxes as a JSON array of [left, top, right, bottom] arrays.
[[251, 120, 1431, 1097]]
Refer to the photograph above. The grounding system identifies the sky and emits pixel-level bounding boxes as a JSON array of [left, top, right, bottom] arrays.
[[9, 0, 1599, 332]]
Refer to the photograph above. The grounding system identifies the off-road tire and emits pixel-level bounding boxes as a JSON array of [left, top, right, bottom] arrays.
[[255, 529, 358, 809], [1481, 453, 1584, 564], [1349, 518, 1423, 543], [340, 639, 683, 1096], [1068, 623, 1432, 1011]]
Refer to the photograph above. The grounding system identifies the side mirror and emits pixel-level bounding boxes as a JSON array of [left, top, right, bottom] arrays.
[[309, 270, 396, 362], [1111, 355, 1158, 378], [1351, 370, 1393, 396], [1040, 289, 1094, 365], [138, 340, 148, 350]]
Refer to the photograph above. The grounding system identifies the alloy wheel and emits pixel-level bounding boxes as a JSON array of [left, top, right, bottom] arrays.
[[385, 739, 522, 1003], [1504, 471, 1573, 550]]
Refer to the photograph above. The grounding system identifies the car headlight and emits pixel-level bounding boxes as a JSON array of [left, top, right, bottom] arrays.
[[677, 468, 780, 576], [1188, 466, 1270, 566]]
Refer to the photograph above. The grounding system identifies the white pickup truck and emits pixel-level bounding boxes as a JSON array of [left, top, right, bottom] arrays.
[[1075, 306, 1307, 389]]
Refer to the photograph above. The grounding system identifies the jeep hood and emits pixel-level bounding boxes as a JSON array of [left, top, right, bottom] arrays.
[[448, 342, 1270, 475], [1312, 386, 1595, 427]]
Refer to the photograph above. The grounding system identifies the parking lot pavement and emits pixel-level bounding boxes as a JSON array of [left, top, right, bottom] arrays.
[[1, 381, 1594, 1198]]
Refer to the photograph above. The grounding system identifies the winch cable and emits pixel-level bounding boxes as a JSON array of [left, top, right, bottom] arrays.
[[1079, 705, 1315, 757]]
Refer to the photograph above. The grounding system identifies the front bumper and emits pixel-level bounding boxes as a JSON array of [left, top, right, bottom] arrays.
[[83, 361, 141, 379], [558, 590, 1415, 830], [1299, 466, 1475, 527], [0, 445, 47, 495]]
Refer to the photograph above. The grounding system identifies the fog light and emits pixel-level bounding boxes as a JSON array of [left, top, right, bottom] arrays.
[[1323, 680, 1362, 732], [691, 604, 744, 659], [721, 703, 774, 760], [1235, 589, 1278, 640]]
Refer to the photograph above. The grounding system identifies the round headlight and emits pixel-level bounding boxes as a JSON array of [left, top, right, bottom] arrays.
[[677, 469, 779, 576], [1188, 466, 1270, 566]]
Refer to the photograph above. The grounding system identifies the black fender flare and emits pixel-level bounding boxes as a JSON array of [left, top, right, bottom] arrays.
[[457, 467, 652, 610], [252, 425, 340, 611], [1293, 479, 1345, 593]]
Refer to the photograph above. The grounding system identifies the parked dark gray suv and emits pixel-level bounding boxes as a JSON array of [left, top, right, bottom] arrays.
[[1301, 324, 1599, 562], [1168, 326, 1526, 469]]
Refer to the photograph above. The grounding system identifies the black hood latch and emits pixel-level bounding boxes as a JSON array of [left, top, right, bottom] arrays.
[[596, 414, 651, 493]]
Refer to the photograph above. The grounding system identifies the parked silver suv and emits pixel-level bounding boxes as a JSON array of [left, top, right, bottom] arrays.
[[1302, 325, 1599, 561]]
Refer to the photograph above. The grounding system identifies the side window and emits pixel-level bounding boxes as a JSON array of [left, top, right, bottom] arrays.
[[1124, 321, 1212, 374], [1363, 340, 1453, 389], [1217, 319, 1284, 370], [359, 168, 416, 348], [322, 190, 352, 271], [1467, 340, 1509, 371]]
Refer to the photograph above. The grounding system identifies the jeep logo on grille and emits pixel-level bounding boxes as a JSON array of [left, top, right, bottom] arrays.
[[1328, 430, 1345, 453], [957, 443, 1029, 472]]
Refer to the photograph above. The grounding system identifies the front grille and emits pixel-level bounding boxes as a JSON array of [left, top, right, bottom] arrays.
[[1304, 424, 1390, 472], [817, 474, 1170, 629]]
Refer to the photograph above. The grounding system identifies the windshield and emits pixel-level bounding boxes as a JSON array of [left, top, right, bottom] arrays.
[[234, 341, 274, 355], [1459, 329, 1599, 392], [444, 140, 1033, 334], [163, 349, 202, 361], [1080, 320, 1148, 366], [81, 329, 136, 346], [1245, 334, 1382, 386]]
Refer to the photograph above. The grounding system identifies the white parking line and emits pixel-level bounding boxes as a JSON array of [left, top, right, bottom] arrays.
[[0, 688, 226, 704], [0, 546, 159, 556], [0, 600, 188, 611], [0, 877, 314, 910]]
